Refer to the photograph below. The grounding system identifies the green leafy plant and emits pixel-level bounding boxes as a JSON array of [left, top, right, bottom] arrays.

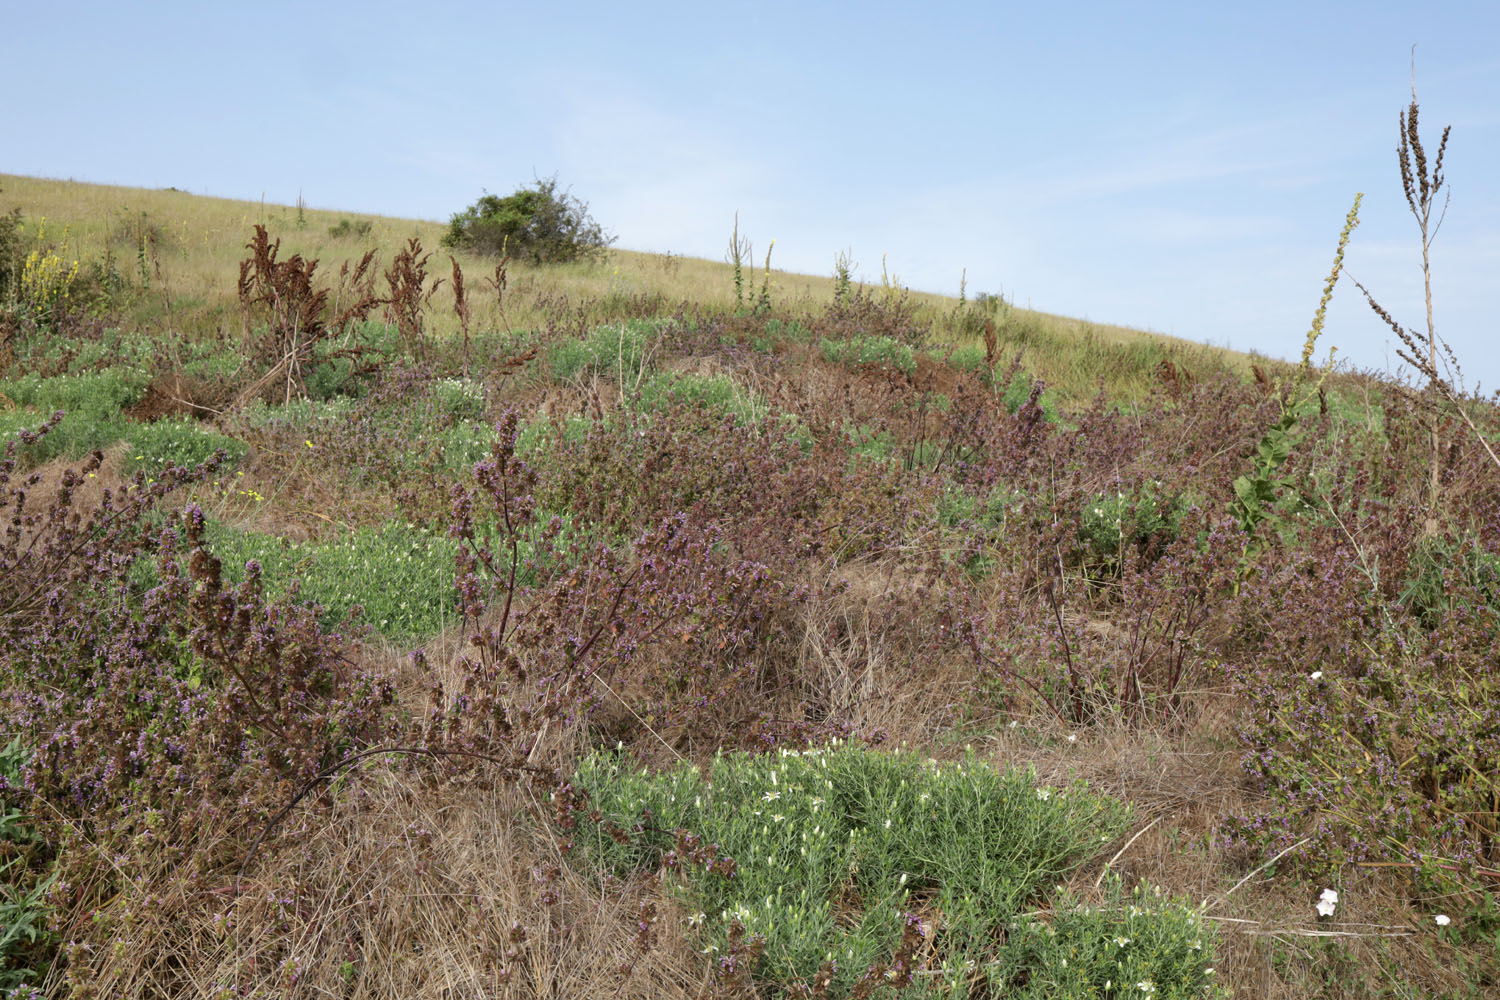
[[819, 335, 916, 376], [123, 419, 248, 478], [547, 320, 659, 384], [1399, 533, 1500, 627], [1229, 196, 1360, 562], [0, 368, 146, 465], [202, 519, 460, 639], [630, 371, 766, 425], [1078, 484, 1190, 571], [0, 738, 55, 993], [442, 177, 614, 263], [571, 743, 1213, 997]]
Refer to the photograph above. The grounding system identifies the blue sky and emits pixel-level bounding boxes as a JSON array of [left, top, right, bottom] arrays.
[[8, 1, 1498, 388]]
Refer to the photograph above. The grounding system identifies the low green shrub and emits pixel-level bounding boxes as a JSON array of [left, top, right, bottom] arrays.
[[547, 320, 661, 383], [304, 322, 401, 401], [0, 738, 55, 994], [327, 218, 373, 240], [123, 419, 247, 477], [1078, 484, 1191, 569], [193, 511, 600, 641], [0, 368, 144, 464], [1399, 534, 1500, 627], [937, 484, 1019, 531], [431, 376, 486, 420], [0, 367, 147, 416], [631, 371, 765, 425], [819, 335, 916, 376], [203, 519, 460, 639], [572, 743, 1213, 997], [997, 366, 1062, 423], [932, 343, 988, 373], [1000, 875, 1221, 1000], [0, 402, 129, 467]]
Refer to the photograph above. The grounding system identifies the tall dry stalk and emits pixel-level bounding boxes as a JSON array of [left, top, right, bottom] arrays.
[[1397, 66, 1451, 527], [451, 255, 472, 373], [384, 237, 440, 363], [1347, 69, 1500, 521]]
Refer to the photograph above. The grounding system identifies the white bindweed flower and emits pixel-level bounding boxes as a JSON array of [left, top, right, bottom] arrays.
[[1315, 888, 1338, 918], [1310, 670, 1324, 681], [1435, 914, 1451, 926]]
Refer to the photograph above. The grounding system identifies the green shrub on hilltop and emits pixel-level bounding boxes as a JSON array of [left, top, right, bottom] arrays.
[[442, 177, 614, 263]]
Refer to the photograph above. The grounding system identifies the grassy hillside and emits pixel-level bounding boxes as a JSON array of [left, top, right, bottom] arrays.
[[1, 174, 1497, 999], [0, 173, 1246, 401]]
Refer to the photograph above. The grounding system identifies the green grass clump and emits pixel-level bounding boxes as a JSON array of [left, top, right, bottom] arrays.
[[630, 371, 766, 425], [997, 366, 1063, 423], [0, 368, 146, 464], [1001, 875, 1221, 1000], [431, 376, 486, 420], [191, 510, 602, 641], [203, 519, 460, 639], [1077, 484, 1191, 569], [548, 319, 663, 383], [514, 413, 596, 462], [936, 483, 1020, 531], [0, 368, 147, 416], [572, 743, 1212, 997], [1399, 533, 1500, 627], [304, 322, 402, 400], [931, 343, 988, 373], [123, 419, 247, 477], [0, 738, 55, 993], [819, 335, 916, 376]]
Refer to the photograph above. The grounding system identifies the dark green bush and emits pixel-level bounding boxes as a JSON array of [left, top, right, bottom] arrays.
[[442, 177, 614, 263], [327, 218, 373, 240]]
